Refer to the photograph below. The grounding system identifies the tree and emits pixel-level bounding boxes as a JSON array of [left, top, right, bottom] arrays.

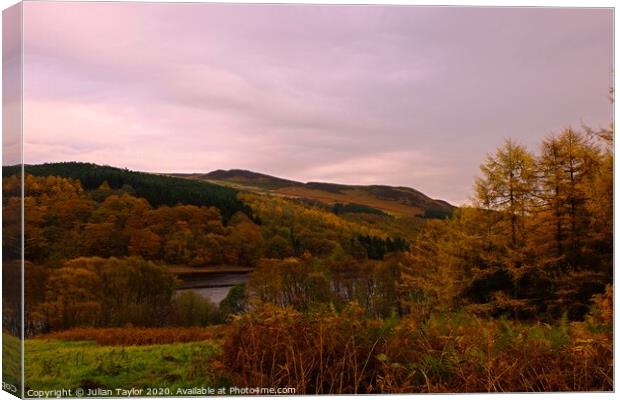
[[475, 139, 537, 250], [170, 291, 220, 326], [127, 228, 161, 259], [40, 266, 102, 331], [584, 125, 613, 276], [219, 284, 247, 319], [264, 235, 294, 259], [473, 140, 541, 318], [537, 129, 600, 269], [35, 257, 178, 331], [228, 219, 265, 266]]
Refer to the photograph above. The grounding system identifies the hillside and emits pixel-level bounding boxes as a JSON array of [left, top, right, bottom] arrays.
[[3, 163, 252, 222], [172, 169, 455, 218], [175, 169, 298, 190]]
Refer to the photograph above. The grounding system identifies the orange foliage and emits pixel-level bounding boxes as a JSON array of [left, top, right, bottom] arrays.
[[40, 326, 222, 346], [222, 303, 612, 394]]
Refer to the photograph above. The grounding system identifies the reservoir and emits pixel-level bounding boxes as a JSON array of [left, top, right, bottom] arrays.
[[175, 271, 249, 304]]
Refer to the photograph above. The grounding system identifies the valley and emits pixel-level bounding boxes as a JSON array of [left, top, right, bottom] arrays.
[[3, 127, 614, 394]]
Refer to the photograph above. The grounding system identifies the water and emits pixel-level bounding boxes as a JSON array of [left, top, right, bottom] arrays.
[[176, 273, 249, 304]]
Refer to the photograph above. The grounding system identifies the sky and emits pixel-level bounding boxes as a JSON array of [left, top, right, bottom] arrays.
[[15, 3, 613, 204]]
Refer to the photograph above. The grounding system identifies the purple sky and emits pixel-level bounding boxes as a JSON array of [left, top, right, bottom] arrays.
[[20, 3, 613, 204]]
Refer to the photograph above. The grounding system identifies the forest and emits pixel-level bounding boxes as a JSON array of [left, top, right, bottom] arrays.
[[1, 124, 613, 393], [2, 162, 253, 222]]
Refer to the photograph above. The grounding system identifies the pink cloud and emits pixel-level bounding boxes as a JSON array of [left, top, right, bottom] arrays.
[[19, 3, 613, 204]]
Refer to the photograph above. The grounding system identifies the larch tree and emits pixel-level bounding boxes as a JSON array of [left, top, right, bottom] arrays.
[[537, 129, 601, 270], [474, 139, 537, 251], [473, 140, 538, 317], [584, 123, 613, 276]]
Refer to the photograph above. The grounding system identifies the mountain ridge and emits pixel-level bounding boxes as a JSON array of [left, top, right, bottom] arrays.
[[172, 168, 455, 218]]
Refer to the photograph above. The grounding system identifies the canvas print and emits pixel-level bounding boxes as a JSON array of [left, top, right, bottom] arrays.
[[2, 1, 614, 397]]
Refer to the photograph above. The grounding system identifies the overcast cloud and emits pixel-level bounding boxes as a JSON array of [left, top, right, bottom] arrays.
[[19, 3, 613, 204]]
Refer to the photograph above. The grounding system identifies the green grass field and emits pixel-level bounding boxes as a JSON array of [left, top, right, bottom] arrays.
[[3, 333, 22, 393], [24, 339, 224, 394]]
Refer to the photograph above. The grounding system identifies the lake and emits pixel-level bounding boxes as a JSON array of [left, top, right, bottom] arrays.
[[175, 272, 249, 304]]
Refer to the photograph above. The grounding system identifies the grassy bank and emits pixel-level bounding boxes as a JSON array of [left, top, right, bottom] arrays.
[[24, 339, 223, 393]]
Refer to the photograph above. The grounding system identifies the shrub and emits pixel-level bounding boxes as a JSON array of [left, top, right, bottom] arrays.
[[221, 304, 612, 393], [219, 284, 247, 319], [221, 302, 387, 394], [170, 291, 221, 326]]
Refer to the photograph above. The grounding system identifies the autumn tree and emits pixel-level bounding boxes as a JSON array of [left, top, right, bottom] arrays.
[[39, 266, 102, 331], [472, 140, 541, 318], [227, 212, 265, 266], [537, 129, 601, 269], [475, 139, 537, 250], [584, 124, 613, 276], [34, 257, 177, 332], [170, 291, 220, 326], [246, 257, 332, 310]]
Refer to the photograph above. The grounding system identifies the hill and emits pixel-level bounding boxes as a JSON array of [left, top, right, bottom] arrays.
[[176, 169, 298, 190], [3, 163, 252, 222], [173, 169, 455, 218]]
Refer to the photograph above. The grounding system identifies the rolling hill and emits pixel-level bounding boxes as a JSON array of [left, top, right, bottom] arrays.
[[3, 163, 253, 222], [172, 169, 455, 218]]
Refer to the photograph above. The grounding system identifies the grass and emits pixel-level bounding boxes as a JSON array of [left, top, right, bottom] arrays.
[[3, 333, 22, 393], [24, 339, 224, 394]]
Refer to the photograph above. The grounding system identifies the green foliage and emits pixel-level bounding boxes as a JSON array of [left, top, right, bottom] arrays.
[[24, 339, 222, 392], [2, 333, 21, 393]]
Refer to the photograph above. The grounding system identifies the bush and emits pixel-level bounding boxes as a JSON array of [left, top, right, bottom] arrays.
[[221, 304, 612, 393], [170, 291, 221, 326], [219, 284, 247, 319], [221, 302, 387, 394]]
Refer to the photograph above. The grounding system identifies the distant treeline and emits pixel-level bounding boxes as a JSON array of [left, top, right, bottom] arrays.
[[356, 234, 408, 260], [332, 202, 388, 216], [422, 208, 452, 219], [3, 162, 252, 222]]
